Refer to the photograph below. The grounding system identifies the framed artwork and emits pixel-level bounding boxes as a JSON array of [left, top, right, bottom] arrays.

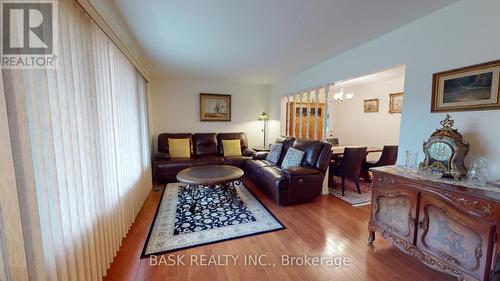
[[431, 60, 500, 112], [364, 99, 379, 113], [200, 93, 231, 121], [389, 92, 404, 113]]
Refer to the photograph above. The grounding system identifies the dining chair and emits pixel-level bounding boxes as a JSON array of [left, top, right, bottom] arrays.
[[326, 138, 339, 146], [330, 147, 367, 196], [360, 145, 398, 181]]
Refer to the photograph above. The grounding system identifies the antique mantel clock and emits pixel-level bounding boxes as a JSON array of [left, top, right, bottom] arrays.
[[420, 114, 469, 180]]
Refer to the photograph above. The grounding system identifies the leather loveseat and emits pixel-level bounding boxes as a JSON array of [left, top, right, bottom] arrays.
[[154, 132, 253, 183], [246, 136, 332, 205]]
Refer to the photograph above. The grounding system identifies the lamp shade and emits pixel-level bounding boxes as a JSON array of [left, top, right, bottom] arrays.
[[258, 112, 269, 120]]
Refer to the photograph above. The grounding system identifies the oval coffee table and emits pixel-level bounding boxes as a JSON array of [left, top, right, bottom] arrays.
[[176, 165, 244, 213]]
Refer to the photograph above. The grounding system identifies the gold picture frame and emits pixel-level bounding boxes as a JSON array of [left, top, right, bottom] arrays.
[[431, 60, 500, 112], [200, 93, 231, 122], [364, 99, 379, 113], [389, 92, 404, 114]]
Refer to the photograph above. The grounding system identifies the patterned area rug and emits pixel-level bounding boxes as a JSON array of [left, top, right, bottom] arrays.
[[329, 176, 372, 207], [142, 182, 285, 257], [329, 187, 372, 207]]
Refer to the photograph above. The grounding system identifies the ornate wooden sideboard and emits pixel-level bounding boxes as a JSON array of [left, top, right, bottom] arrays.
[[369, 166, 500, 281]]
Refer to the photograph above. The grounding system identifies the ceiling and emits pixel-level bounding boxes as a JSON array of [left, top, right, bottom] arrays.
[[334, 65, 406, 89], [109, 0, 456, 84]]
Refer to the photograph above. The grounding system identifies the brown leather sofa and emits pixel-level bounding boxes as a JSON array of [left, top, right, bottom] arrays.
[[246, 137, 332, 205], [154, 132, 253, 183]]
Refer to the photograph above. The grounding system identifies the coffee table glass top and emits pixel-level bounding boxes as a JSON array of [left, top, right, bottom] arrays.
[[177, 165, 244, 185]]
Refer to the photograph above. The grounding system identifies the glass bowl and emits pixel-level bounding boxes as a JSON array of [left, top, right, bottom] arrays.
[[418, 167, 443, 180]]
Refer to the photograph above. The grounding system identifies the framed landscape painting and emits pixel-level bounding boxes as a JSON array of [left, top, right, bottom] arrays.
[[432, 60, 500, 112], [389, 92, 404, 113], [364, 99, 379, 113], [200, 93, 231, 121]]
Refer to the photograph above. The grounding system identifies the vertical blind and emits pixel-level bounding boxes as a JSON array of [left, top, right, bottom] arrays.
[[281, 85, 331, 140], [1, 0, 152, 280], [0, 65, 29, 281]]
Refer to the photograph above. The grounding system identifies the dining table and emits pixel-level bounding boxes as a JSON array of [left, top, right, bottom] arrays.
[[331, 146, 383, 157], [330, 146, 384, 165]]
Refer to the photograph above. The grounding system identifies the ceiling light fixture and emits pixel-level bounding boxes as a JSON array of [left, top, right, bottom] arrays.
[[333, 88, 354, 103]]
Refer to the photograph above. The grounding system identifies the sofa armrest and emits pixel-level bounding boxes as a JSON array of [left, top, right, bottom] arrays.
[[283, 167, 320, 176], [253, 151, 269, 160], [155, 152, 170, 160], [242, 148, 256, 157]]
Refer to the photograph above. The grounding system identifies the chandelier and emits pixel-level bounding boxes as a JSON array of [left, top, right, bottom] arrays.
[[333, 88, 354, 103]]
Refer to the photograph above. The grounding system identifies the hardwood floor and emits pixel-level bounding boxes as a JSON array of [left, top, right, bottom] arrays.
[[104, 178, 454, 281]]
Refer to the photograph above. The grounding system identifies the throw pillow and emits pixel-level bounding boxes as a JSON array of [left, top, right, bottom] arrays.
[[222, 139, 242, 156], [266, 143, 283, 164], [281, 147, 305, 169], [168, 138, 190, 158]]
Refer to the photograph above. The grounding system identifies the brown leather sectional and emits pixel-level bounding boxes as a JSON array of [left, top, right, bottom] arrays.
[[154, 133, 332, 205], [154, 132, 253, 183], [246, 136, 332, 205]]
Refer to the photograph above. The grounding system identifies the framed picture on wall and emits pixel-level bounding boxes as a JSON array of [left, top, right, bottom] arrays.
[[364, 99, 379, 113], [200, 93, 231, 121], [389, 92, 404, 113], [431, 60, 500, 112]]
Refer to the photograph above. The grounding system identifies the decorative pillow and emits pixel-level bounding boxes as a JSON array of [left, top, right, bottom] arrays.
[[222, 139, 242, 156], [266, 143, 283, 164], [168, 138, 190, 158], [281, 147, 305, 169]]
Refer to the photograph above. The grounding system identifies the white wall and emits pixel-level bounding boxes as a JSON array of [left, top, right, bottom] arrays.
[[268, 0, 500, 180], [330, 77, 404, 160], [150, 77, 269, 151]]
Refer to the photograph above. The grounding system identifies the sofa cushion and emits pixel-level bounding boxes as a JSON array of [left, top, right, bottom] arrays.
[[222, 139, 242, 156], [155, 158, 194, 170], [281, 147, 305, 169], [168, 138, 191, 158], [315, 142, 333, 172], [292, 139, 323, 168], [195, 155, 224, 166], [223, 155, 251, 169], [266, 143, 283, 164], [193, 133, 218, 156], [246, 159, 272, 175]]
